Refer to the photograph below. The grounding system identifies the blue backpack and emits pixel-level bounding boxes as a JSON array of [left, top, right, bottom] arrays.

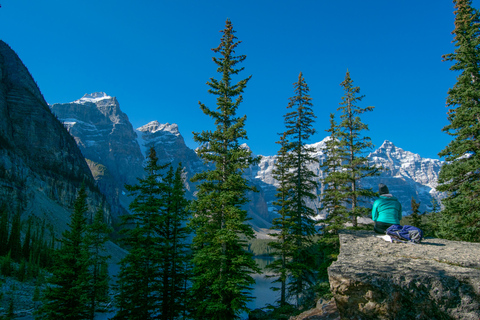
[[386, 224, 424, 244]]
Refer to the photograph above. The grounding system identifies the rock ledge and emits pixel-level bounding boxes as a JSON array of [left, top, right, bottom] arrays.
[[328, 230, 480, 320]]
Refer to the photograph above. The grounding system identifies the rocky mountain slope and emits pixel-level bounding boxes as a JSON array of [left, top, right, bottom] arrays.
[[0, 41, 117, 232], [51, 97, 204, 204], [50, 93, 144, 214], [52, 93, 445, 233], [135, 120, 205, 196]]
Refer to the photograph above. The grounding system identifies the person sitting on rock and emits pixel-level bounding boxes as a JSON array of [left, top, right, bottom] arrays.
[[371, 183, 402, 234]]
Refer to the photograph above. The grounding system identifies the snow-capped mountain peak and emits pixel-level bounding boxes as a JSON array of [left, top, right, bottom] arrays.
[[240, 143, 253, 152], [306, 136, 332, 157], [371, 140, 443, 164], [137, 121, 180, 136], [74, 92, 112, 104]]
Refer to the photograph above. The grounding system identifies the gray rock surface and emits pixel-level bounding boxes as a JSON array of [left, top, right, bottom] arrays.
[[0, 41, 117, 228], [136, 121, 204, 194], [50, 93, 144, 216], [328, 230, 480, 320]]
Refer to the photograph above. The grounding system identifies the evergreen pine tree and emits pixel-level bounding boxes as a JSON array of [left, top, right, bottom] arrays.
[[113, 148, 167, 320], [36, 185, 90, 320], [160, 163, 191, 320], [1, 251, 13, 277], [283, 72, 318, 307], [7, 210, 22, 261], [409, 197, 422, 229], [97, 262, 109, 307], [22, 217, 32, 260], [437, 0, 480, 242], [268, 73, 319, 309], [267, 133, 293, 308], [316, 113, 350, 306], [84, 207, 112, 319], [336, 70, 379, 227], [189, 19, 260, 320], [321, 113, 350, 234]]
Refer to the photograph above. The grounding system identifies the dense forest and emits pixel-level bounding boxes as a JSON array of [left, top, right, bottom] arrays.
[[1, 0, 480, 319]]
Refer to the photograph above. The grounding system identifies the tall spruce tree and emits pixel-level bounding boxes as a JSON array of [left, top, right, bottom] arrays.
[[22, 217, 32, 261], [437, 0, 480, 242], [159, 163, 191, 320], [189, 19, 260, 320], [114, 148, 167, 320], [36, 185, 90, 320], [336, 70, 379, 227], [268, 73, 318, 308], [7, 210, 22, 261], [283, 72, 318, 307], [84, 207, 112, 319], [267, 133, 293, 308], [317, 115, 347, 302], [320, 113, 350, 234]]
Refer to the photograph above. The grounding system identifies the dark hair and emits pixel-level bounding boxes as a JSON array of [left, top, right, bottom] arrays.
[[379, 183, 389, 195]]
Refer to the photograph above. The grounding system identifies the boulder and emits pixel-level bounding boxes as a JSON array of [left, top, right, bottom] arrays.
[[328, 230, 480, 320]]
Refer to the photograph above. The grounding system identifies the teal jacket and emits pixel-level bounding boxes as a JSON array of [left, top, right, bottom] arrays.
[[371, 194, 402, 224]]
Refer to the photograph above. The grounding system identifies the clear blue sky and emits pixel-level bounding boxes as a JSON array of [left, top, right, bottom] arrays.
[[2, 0, 478, 159]]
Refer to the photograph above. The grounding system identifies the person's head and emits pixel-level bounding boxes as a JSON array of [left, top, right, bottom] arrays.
[[378, 183, 389, 195]]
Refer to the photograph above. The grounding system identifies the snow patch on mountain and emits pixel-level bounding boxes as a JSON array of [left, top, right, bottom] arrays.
[[61, 118, 98, 131], [135, 131, 148, 160], [74, 92, 112, 104]]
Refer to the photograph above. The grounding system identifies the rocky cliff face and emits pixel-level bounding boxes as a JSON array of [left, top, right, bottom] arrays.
[[136, 121, 204, 194], [50, 93, 144, 213], [0, 41, 113, 230], [328, 230, 480, 319]]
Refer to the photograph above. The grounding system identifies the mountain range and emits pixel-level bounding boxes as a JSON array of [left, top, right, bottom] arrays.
[[0, 39, 445, 238], [50, 92, 445, 235]]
